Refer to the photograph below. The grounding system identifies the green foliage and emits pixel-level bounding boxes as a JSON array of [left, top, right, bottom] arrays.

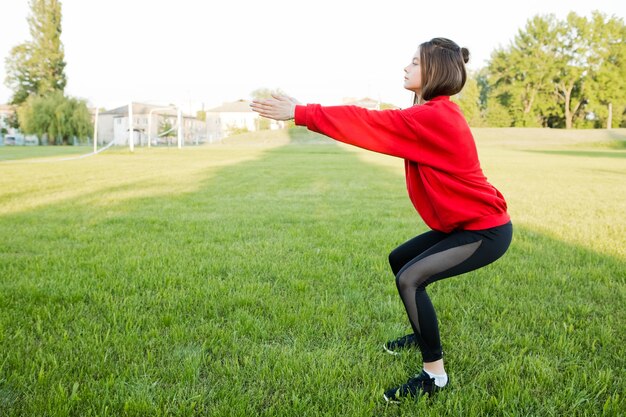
[[158, 117, 175, 139], [379, 102, 400, 110], [453, 74, 483, 126], [17, 91, 92, 145], [0, 129, 624, 415], [551, 12, 592, 129], [485, 11, 626, 129], [196, 110, 206, 122], [227, 124, 250, 135], [4, 0, 66, 106], [484, 100, 513, 127], [257, 117, 272, 130], [0, 110, 16, 135], [585, 14, 626, 128], [486, 15, 560, 127], [4, 44, 37, 105], [5, 109, 20, 129]]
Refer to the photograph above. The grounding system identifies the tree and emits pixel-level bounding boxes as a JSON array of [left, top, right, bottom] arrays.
[[4, 44, 37, 106], [476, 68, 490, 112], [453, 73, 483, 126], [586, 13, 626, 128], [158, 117, 176, 145], [4, 0, 66, 106], [484, 11, 626, 129], [475, 67, 516, 127], [379, 102, 400, 110], [17, 92, 92, 145], [551, 13, 592, 129], [513, 16, 560, 126], [484, 100, 513, 127], [544, 12, 624, 129], [486, 15, 559, 127]]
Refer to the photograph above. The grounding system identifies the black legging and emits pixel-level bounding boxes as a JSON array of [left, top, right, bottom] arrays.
[[389, 221, 513, 362]]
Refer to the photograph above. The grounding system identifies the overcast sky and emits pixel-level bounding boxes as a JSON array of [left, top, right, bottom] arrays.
[[1, 0, 624, 112]]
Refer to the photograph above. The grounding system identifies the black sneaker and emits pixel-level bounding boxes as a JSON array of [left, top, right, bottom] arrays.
[[383, 370, 446, 403], [383, 334, 417, 355]]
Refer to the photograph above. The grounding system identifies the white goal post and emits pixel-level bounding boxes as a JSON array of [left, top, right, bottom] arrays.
[[146, 105, 183, 149]]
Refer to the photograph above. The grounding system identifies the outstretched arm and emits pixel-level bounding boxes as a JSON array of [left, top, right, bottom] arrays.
[[250, 94, 300, 121], [252, 94, 428, 162]]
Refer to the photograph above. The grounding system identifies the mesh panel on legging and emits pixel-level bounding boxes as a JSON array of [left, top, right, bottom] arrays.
[[395, 241, 482, 362]]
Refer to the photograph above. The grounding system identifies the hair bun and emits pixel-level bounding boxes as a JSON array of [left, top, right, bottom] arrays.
[[461, 47, 470, 64]]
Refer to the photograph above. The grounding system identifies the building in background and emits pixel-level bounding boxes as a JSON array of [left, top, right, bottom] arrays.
[[97, 102, 205, 146], [2, 98, 292, 147]]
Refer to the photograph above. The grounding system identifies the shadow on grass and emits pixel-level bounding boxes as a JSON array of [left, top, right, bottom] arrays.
[[0, 130, 625, 416]]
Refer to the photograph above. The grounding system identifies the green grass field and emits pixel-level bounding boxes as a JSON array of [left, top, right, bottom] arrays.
[[1, 128, 625, 416]]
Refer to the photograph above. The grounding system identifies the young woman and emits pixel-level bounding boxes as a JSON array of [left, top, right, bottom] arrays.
[[251, 37, 512, 403]]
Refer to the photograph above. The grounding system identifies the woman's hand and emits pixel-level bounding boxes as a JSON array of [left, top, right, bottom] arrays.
[[250, 94, 301, 121]]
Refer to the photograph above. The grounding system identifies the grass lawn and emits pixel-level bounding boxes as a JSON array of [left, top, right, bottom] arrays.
[[0, 128, 625, 416], [0, 145, 88, 161]]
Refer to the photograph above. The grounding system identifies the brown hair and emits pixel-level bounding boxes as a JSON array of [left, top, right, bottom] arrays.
[[414, 37, 470, 104]]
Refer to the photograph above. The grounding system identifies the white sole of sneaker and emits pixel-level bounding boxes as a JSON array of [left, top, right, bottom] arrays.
[[382, 344, 400, 355], [383, 393, 400, 404]]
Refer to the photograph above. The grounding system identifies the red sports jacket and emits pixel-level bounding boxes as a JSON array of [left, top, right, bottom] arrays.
[[294, 96, 510, 233]]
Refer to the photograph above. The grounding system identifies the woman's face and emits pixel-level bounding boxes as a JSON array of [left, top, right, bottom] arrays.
[[403, 49, 422, 94]]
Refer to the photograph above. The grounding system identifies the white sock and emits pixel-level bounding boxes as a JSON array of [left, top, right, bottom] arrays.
[[424, 369, 448, 387]]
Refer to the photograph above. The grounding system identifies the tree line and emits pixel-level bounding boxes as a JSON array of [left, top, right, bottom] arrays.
[[3, 6, 625, 146], [455, 11, 626, 129], [3, 0, 92, 145]]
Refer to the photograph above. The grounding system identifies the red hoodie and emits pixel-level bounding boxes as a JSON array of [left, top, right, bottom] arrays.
[[294, 96, 510, 233]]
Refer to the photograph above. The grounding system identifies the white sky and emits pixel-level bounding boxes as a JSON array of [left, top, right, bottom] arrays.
[[1, 0, 625, 113]]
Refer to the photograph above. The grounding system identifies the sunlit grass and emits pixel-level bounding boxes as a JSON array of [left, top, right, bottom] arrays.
[[0, 128, 624, 416], [0, 145, 88, 161], [0, 139, 281, 216]]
